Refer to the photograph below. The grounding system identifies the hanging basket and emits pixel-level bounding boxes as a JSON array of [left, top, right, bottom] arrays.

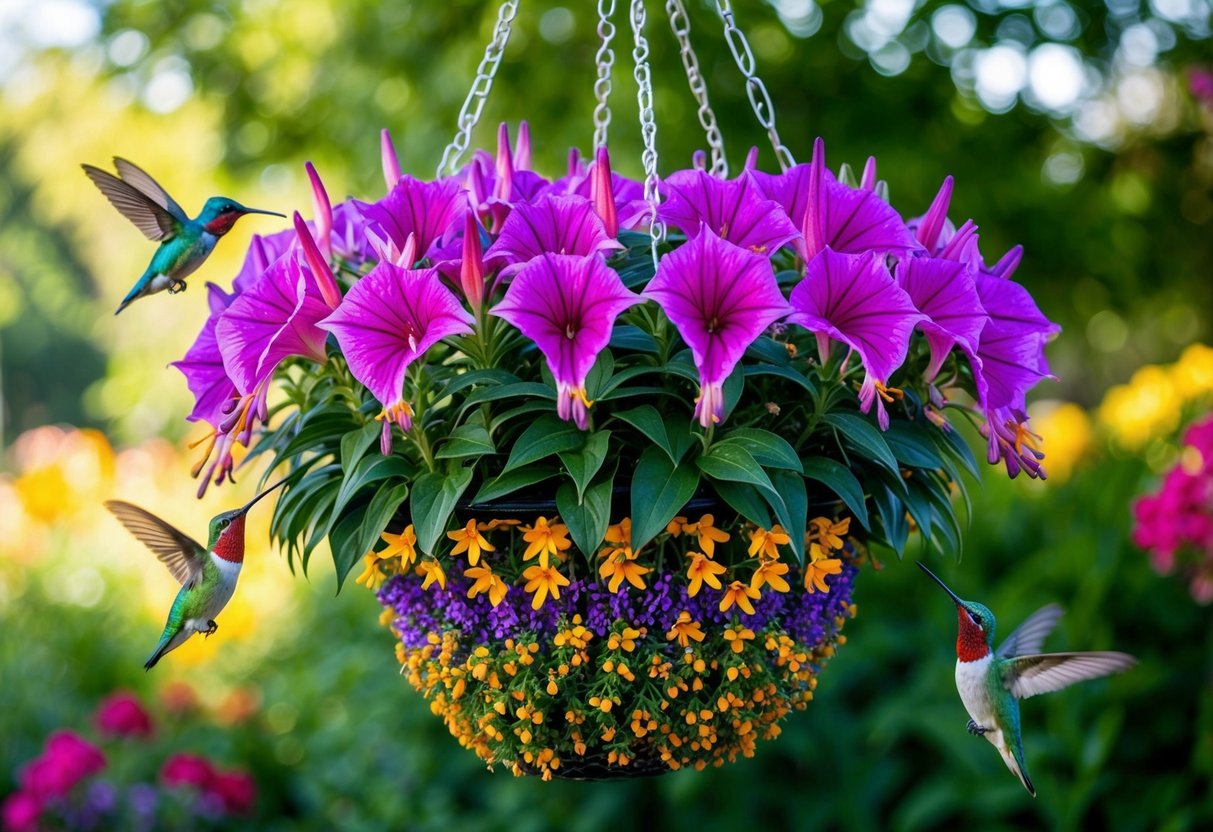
[[368, 488, 859, 780]]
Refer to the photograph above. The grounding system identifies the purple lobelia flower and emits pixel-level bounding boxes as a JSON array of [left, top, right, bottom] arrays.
[[753, 138, 920, 261], [355, 175, 467, 266], [483, 193, 623, 277], [644, 228, 791, 427], [319, 263, 473, 452], [788, 248, 925, 429], [895, 256, 988, 381], [173, 283, 239, 426], [491, 253, 641, 428], [658, 168, 800, 256]]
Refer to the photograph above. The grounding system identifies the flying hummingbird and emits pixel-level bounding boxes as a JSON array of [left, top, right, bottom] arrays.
[[917, 563, 1136, 797], [82, 157, 285, 314], [105, 480, 287, 670]]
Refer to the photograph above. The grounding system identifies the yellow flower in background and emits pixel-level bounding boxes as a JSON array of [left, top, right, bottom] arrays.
[[1028, 401, 1094, 484], [447, 520, 494, 565], [522, 564, 569, 610], [520, 517, 572, 566], [1171, 343, 1213, 395], [416, 559, 447, 591], [11, 426, 115, 522], [1098, 364, 1183, 449]]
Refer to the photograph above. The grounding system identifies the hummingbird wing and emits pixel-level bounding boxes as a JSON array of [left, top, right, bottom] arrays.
[[112, 157, 189, 224], [105, 500, 207, 589], [995, 603, 1065, 659], [82, 164, 182, 241], [1002, 652, 1137, 700]]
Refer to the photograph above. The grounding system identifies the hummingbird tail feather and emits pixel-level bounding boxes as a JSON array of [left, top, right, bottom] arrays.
[[1000, 741, 1036, 797], [115, 290, 139, 316], [144, 630, 186, 670]]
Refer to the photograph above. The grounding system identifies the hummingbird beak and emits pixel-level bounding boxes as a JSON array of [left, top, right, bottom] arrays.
[[916, 562, 966, 607], [240, 207, 287, 218], [237, 477, 290, 515]]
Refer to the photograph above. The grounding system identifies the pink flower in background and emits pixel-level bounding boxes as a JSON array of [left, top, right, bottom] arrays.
[[19, 731, 106, 800], [1, 792, 42, 832], [94, 691, 154, 738], [160, 753, 216, 790], [209, 770, 257, 815]]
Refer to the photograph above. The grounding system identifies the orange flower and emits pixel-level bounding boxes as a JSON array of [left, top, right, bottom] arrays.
[[666, 611, 706, 648], [521, 516, 572, 566], [354, 554, 389, 590], [719, 580, 760, 615], [416, 558, 447, 591], [747, 525, 790, 560], [804, 543, 843, 593], [599, 554, 650, 593], [685, 552, 727, 597], [722, 624, 755, 654], [666, 516, 689, 537], [378, 525, 418, 570], [447, 519, 495, 565], [465, 563, 508, 606], [807, 516, 850, 555], [602, 518, 634, 559], [522, 563, 570, 610], [750, 560, 790, 593], [477, 518, 521, 531], [684, 514, 730, 557]]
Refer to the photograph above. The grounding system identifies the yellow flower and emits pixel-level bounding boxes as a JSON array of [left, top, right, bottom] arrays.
[[685, 552, 727, 597], [747, 525, 790, 560], [447, 519, 495, 565], [804, 543, 843, 594], [465, 563, 508, 606], [666, 516, 689, 537], [354, 554, 389, 590], [750, 560, 790, 593], [666, 611, 705, 648], [722, 624, 755, 654], [522, 564, 570, 610], [807, 516, 850, 555], [416, 558, 447, 591], [520, 516, 572, 566], [378, 525, 418, 570], [603, 518, 634, 558], [477, 518, 521, 531], [1026, 401, 1093, 485], [719, 580, 760, 615], [683, 514, 730, 557], [1098, 364, 1182, 449], [598, 554, 650, 593]]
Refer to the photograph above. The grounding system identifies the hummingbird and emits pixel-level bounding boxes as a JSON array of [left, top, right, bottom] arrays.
[[917, 563, 1136, 797], [105, 479, 287, 669], [81, 157, 285, 314]]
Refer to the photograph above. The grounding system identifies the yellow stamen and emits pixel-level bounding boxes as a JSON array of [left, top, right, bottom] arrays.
[[876, 381, 904, 404]]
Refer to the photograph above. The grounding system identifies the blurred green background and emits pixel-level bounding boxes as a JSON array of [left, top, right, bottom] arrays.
[[1, 0, 1211, 829]]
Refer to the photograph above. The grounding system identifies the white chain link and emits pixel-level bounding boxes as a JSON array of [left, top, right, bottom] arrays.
[[592, 0, 617, 149], [665, 0, 728, 178], [630, 0, 665, 266], [714, 0, 794, 171], [437, 0, 521, 177]]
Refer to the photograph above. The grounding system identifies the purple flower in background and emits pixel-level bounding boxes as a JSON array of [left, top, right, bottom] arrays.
[[658, 168, 800, 256], [172, 283, 238, 426], [483, 194, 623, 277], [319, 263, 472, 450], [788, 248, 925, 429], [491, 253, 641, 428], [895, 256, 988, 381], [216, 254, 330, 396], [644, 228, 791, 427], [754, 138, 920, 261], [355, 175, 467, 265]]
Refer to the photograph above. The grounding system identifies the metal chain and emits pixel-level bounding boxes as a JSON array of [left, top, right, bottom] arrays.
[[436, 0, 521, 177], [592, 0, 617, 148], [714, 0, 794, 171], [630, 0, 664, 266], [665, 0, 728, 177]]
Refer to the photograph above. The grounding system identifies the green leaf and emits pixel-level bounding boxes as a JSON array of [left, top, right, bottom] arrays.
[[743, 336, 792, 365], [583, 350, 615, 401], [331, 454, 413, 528], [802, 457, 869, 529], [872, 486, 909, 559], [409, 467, 474, 555], [697, 442, 778, 493], [341, 479, 411, 585], [558, 430, 611, 502], [339, 424, 382, 472], [822, 412, 901, 477], [931, 424, 981, 480], [472, 466, 560, 504], [712, 480, 772, 530], [719, 362, 747, 424], [556, 478, 612, 558], [884, 421, 946, 469], [629, 446, 701, 553], [501, 415, 585, 474], [328, 510, 368, 592], [614, 406, 676, 462], [438, 368, 520, 400], [598, 366, 666, 397], [717, 428, 803, 472], [435, 423, 496, 460], [462, 381, 556, 409], [608, 325, 659, 354], [770, 470, 807, 563], [743, 364, 817, 395]]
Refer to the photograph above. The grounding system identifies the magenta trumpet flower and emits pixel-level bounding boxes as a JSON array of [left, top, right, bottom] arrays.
[[491, 253, 642, 429], [483, 194, 623, 277], [895, 256, 988, 381], [319, 263, 473, 451], [644, 227, 791, 428], [173, 283, 239, 427], [788, 248, 925, 429], [381, 128, 402, 190], [356, 175, 468, 266], [658, 169, 800, 256]]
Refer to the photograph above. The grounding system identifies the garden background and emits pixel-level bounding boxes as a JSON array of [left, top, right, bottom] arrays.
[[1, 0, 1211, 828]]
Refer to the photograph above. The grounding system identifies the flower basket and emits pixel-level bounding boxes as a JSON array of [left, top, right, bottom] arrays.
[[172, 113, 1056, 777]]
